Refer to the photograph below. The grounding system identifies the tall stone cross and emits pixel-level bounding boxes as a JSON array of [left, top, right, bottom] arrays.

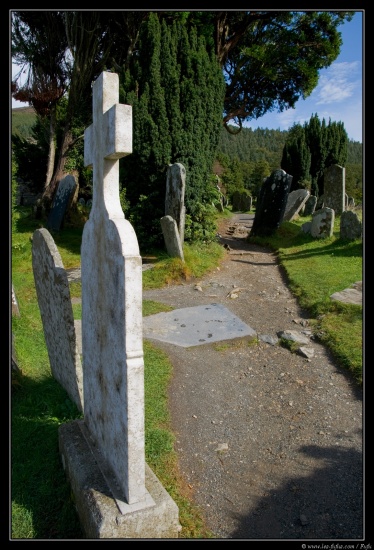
[[81, 71, 152, 510]]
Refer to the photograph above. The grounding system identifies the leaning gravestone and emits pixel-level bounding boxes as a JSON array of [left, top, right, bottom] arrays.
[[47, 174, 77, 232], [250, 169, 292, 237], [58, 71, 180, 538], [32, 228, 83, 412], [323, 164, 345, 215], [283, 189, 310, 222]]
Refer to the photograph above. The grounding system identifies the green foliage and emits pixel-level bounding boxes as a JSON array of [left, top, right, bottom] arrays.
[[218, 126, 286, 169], [218, 11, 353, 126], [125, 193, 164, 251], [184, 203, 218, 243], [119, 186, 130, 215], [11, 130, 48, 193], [347, 139, 363, 163], [219, 156, 244, 199], [120, 13, 225, 248], [280, 114, 351, 197], [281, 124, 311, 191], [345, 164, 363, 204]]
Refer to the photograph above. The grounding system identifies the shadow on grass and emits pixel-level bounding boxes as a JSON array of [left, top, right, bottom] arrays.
[[11, 373, 84, 539]]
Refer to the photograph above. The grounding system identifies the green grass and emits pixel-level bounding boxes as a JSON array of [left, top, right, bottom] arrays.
[[11, 205, 363, 539]]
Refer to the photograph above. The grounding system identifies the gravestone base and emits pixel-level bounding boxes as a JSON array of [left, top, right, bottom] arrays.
[[59, 420, 181, 539]]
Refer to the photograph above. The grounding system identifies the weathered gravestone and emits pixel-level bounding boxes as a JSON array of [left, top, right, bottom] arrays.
[[165, 163, 186, 244], [250, 169, 292, 237], [161, 163, 186, 261], [323, 164, 345, 215], [47, 174, 77, 232], [340, 210, 362, 240], [303, 194, 317, 216], [282, 189, 310, 222], [310, 207, 335, 238], [32, 228, 83, 412], [58, 71, 180, 538], [232, 190, 252, 212], [160, 215, 184, 261]]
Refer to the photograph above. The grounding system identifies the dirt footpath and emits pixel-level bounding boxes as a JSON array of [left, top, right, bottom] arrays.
[[143, 213, 364, 540]]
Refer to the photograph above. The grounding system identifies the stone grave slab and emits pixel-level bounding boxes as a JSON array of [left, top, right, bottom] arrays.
[[143, 303, 256, 347]]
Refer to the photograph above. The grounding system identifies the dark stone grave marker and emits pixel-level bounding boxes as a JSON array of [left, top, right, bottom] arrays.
[[47, 174, 77, 232]]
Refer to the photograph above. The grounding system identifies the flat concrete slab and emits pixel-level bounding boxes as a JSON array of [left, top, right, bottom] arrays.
[[143, 303, 256, 347], [74, 304, 256, 352]]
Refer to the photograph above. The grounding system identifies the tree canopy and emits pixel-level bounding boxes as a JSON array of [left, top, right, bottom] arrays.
[[179, 11, 354, 131], [11, 10, 356, 234]]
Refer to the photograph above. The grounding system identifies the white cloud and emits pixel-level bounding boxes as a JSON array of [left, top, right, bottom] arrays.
[[315, 61, 361, 105]]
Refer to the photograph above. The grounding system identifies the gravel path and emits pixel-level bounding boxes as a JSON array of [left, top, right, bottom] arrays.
[[143, 213, 364, 540]]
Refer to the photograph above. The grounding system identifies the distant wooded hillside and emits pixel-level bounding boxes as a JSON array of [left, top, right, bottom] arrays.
[[11, 106, 362, 172], [11, 106, 36, 139], [217, 125, 362, 169]]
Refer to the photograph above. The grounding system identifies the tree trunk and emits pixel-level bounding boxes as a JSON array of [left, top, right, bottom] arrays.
[[44, 105, 57, 191], [41, 126, 74, 214]]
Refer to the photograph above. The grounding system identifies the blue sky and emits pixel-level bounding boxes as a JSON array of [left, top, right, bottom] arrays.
[[245, 11, 363, 143], [11, 10, 363, 142]]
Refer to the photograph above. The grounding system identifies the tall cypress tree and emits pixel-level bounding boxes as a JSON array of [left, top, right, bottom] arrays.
[[304, 113, 324, 197], [281, 124, 311, 191], [281, 114, 348, 197], [119, 13, 225, 249], [324, 119, 348, 167]]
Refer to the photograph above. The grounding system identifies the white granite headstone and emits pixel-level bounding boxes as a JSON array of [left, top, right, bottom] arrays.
[[81, 71, 152, 509]]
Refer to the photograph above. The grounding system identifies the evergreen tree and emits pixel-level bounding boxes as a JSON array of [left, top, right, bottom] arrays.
[[281, 124, 311, 190], [304, 113, 324, 196], [120, 13, 225, 249], [281, 114, 348, 197], [324, 119, 348, 167]]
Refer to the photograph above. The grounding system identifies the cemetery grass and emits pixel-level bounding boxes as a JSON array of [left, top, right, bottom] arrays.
[[11, 206, 363, 539]]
